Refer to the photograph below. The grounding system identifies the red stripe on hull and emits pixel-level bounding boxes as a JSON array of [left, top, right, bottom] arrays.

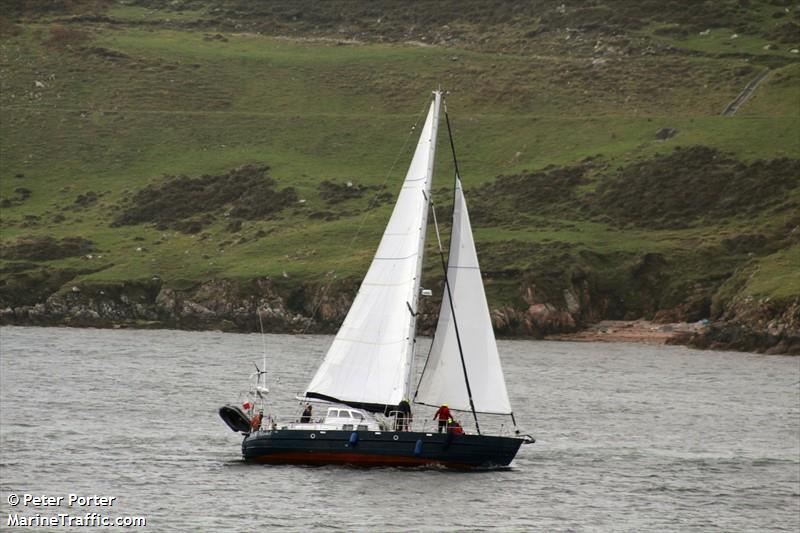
[[247, 451, 473, 469]]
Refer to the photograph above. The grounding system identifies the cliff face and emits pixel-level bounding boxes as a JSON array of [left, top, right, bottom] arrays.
[[0, 275, 581, 335], [0, 277, 353, 333], [1, 271, 797, 354], [0, 270, 588, 332]]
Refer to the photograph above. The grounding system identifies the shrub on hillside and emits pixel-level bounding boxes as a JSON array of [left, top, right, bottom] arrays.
[[112, 165, 297, 233], [0, 236, 94, 261], [44, 25, 89, 48], [766, 22, 800, 44], [469, 161, 595, 226], [587, 147, 800, 229]]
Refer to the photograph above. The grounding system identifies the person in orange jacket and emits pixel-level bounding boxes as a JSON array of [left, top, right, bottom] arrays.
[[432, 404, 453, 433], [250, 410, 263, 432]]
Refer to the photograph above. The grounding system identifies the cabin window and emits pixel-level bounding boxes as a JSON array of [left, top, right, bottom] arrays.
[[341, 410, 352, 418], [328, 410, 339, 418]]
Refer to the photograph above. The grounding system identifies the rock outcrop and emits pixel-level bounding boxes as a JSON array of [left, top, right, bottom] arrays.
[[0, 277, 354, 333], [686, 296, 800, 355], [1, 269, 796, 355]]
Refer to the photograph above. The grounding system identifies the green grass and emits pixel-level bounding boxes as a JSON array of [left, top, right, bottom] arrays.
[[1, 9, 798, 317], [744, 245, 800, 300], [645, 24, 799, 59], [105, 4, 210, 23], [738, 63, 800, 117]]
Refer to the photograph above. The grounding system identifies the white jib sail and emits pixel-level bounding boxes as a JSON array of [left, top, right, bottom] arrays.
[[415, 177, 513, 415], [304, 92, 441, 409]]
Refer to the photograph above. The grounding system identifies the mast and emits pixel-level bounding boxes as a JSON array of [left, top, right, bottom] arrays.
[[403, 89, 442, 399]]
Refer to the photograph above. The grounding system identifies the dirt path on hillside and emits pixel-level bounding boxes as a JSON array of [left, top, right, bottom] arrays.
[[721, 68, 771, 116], [545, 320, 707, 345]]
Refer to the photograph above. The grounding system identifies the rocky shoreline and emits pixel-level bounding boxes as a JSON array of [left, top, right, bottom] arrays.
[[545, 319, 705, 345], [684, 297, 800, 355], [1, 277, 797, 355]]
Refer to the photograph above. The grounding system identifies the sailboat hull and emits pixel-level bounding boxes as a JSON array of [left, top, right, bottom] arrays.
[[242, 429, 523, 468]]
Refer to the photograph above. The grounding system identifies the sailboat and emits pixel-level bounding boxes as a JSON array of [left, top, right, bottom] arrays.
[[219, 90, 534, 468]]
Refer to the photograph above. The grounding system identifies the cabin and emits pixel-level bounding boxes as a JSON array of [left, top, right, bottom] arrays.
[[323, 407, 377, 431], [286, 406, 381, 431]]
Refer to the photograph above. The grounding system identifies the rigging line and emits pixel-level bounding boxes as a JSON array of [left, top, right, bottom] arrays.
[[258, 311, 267, 356], [430, 192, 444, 254], [443, 96, 481, 436], [347, 97, 432, 250], [258, 310, 268, 388], [436, 203, 481, 435], [296, 97, 432, 386], [443, 98, 463, 185], [413, 200, 443, 403]]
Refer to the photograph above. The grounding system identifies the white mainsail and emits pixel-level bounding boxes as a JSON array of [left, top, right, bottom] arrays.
[[415, 177, 512, 415], [304, 92, 442, 409]]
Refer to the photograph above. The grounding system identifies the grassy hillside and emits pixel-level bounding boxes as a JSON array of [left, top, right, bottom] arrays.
[[1, 1, 798, 343]]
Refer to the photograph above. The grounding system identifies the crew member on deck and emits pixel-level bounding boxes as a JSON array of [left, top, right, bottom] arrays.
[[433, 404, 453, 433], [250, 410, 263, 431], [397, 399, 412, 431], [449, 419, 464, 435], [300, 403, 313, 423]]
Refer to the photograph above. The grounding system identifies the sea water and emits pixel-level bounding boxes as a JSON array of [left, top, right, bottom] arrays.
[[1, 326, 798, 532]]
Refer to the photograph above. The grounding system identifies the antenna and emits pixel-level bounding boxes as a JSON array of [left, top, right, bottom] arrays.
[[254, 310, 271, 400], [258, 310, 268, 377]]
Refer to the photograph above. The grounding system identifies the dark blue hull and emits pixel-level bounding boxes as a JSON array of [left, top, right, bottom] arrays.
[[242, 429, 524, 468]]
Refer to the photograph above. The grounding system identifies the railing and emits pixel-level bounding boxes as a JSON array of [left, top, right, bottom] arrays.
[[246, 410, 521, 438]]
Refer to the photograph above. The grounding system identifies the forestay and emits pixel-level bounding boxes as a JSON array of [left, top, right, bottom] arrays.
[[415, 177, 512, 415], [304, 92, 442, 411]]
